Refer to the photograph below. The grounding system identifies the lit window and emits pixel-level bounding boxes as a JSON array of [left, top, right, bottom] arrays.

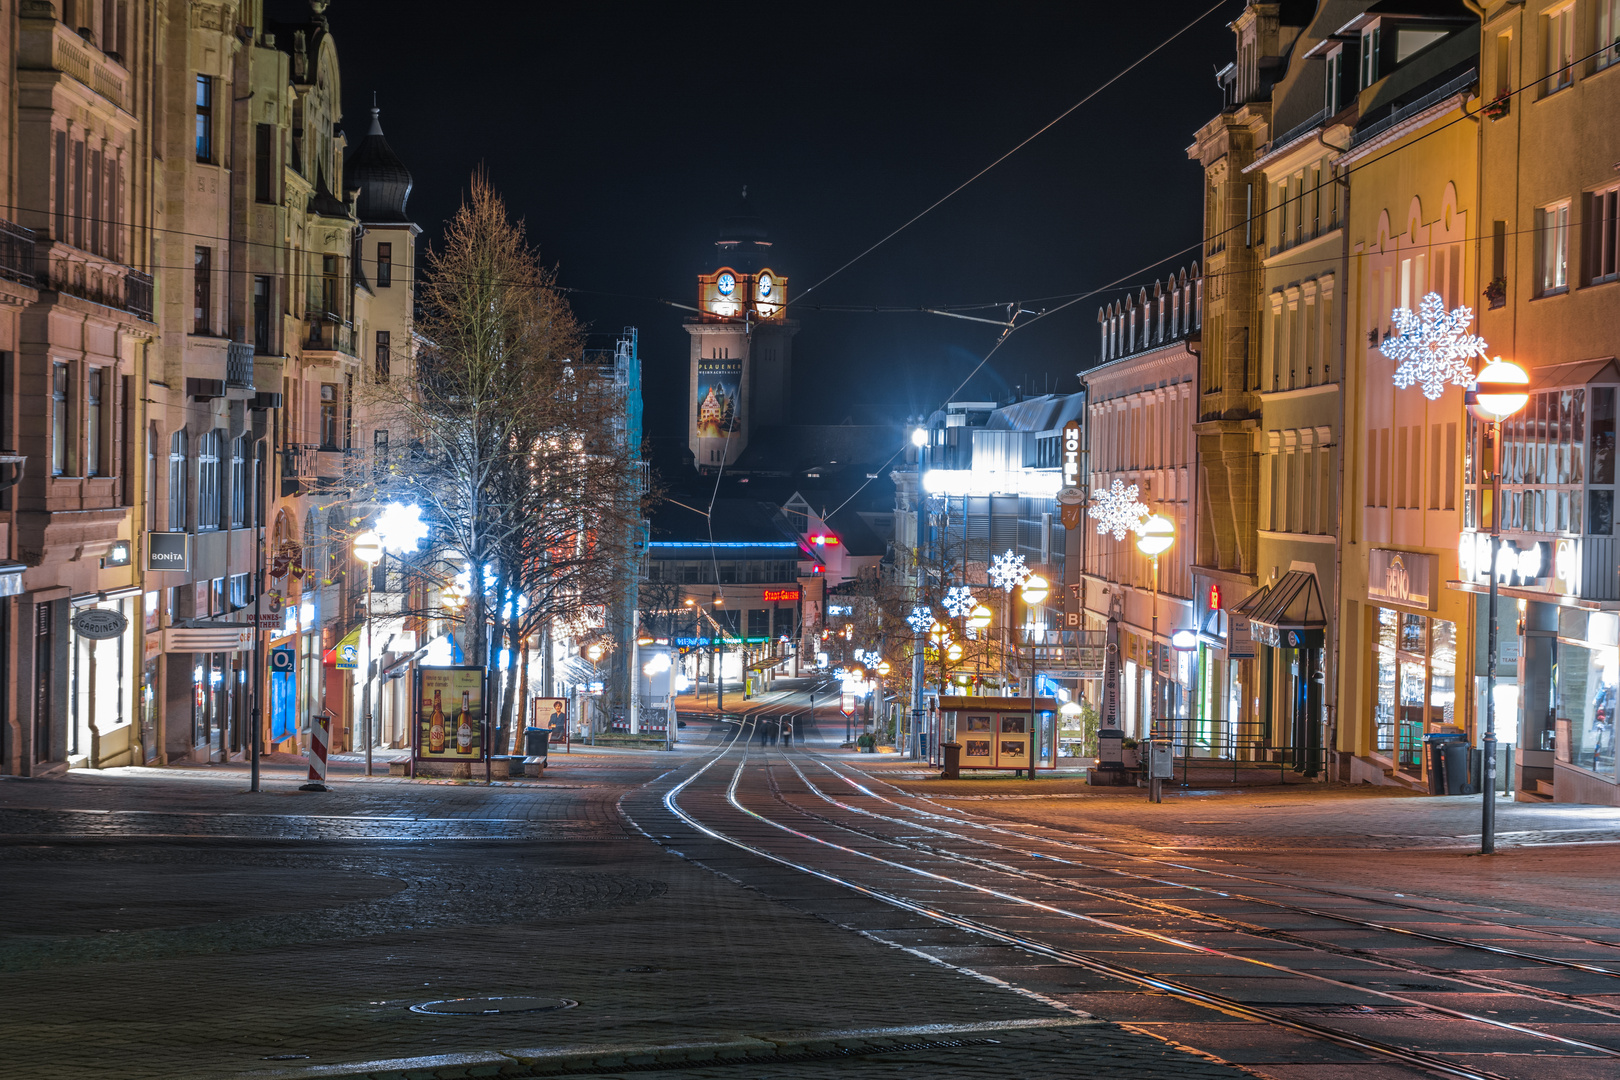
[[51, 362, 69, 476], [197, 430, 221, 531], [195, 75, 213, 161], [86, 367, 103, 476], [1602, 0, 1620, 71], [1538, 203, 1570, 295]]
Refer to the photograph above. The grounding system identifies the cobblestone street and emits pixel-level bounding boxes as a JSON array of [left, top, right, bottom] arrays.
[[4, 736, 1620, 1080]]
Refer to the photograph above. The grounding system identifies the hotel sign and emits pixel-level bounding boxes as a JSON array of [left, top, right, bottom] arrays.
[[1367, 548, 1435, 609], [1058, 420, 1084, 529]]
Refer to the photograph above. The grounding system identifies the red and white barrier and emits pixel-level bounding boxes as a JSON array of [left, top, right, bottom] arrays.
[[300, 713, 330, 791]]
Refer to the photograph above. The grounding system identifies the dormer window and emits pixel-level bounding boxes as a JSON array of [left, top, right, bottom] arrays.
[[1324, 42, 1357, 113], [1360, 20, 1382, 89]]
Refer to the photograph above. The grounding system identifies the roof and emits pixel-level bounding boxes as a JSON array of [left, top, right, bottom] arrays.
[[345, 107, 414, 224], [647, 497, 803, 553], [1527, 357, 1620, 390], [987, 393, 1085, 433]]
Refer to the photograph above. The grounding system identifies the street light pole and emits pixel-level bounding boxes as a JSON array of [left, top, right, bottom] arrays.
[[1470, 357, 1530, 855], [1135, 515, 1175, 743], [353, 530, 383, 777]]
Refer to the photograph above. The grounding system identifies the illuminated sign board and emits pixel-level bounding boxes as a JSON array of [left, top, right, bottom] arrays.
[[923, 468, 1062, 499], [762, 588, 800, 602], [146, 532, 189, 572], [1368, 547, 1438, 608], [827, 604, 853, 616]]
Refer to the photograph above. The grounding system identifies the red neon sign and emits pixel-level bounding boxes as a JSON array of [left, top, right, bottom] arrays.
[[762, 588, 801, 602], [1208, 583, 1221, 610]]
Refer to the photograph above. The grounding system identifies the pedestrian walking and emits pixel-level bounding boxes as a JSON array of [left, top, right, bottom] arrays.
[[782, 720, 793, 747]]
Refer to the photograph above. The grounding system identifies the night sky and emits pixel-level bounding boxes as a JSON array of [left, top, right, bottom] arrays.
[[303, 1, 1235, 438]]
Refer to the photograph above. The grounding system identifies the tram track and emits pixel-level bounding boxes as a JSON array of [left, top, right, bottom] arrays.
[[770, 753, 1620, 1017], [624, 720, 1620, 1080], [833, 753, 1620, 957]]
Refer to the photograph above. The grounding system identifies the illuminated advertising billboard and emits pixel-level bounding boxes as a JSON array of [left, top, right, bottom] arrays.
[[695, 358, 743, 438], [416, 666, 485, 759]]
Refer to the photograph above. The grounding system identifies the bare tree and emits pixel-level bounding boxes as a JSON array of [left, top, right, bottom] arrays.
[[364, 173, 646, 747]]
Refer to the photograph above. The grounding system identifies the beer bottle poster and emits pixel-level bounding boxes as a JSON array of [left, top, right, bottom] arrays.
[[417, 666, 484, 759]]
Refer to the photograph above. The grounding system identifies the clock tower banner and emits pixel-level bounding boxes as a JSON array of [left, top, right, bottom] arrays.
[[696, 358, 743, 439]]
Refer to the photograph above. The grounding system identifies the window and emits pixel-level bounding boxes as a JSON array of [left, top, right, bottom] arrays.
[[168, 430, 188, 530], [193, 247, 211, 334], [321, 254, 339, 317], [373, 428, 389, 480], [375, 330, 391, 382], [229, 573, 250, 610], [1538, 203, 1571, 294], [1495, 33, 1513, 100], [229, 434, 246, 528], [320, 384, 339, 448], [1602, 0, 1620, 71], [255, 123, 275, 203], [1325, 45, 1345, 113], [1589, 186, 1619, 285], [145, 426, 157, 530], [86, 367, 103, 476], [1361, 22, 1382, 88], [1395, 27, 1447, 63], [195, 75, 213, 161], [54, 131, 67, 242], [253, 275, 272, 354], [376, 242, 392, 288], [1545, 6, 1574, 94], [197, 430, 221, 531], [51, 363, 69, 476]]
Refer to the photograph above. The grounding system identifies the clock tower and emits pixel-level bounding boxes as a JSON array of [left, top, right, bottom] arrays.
[[687, 191, 798, 470]]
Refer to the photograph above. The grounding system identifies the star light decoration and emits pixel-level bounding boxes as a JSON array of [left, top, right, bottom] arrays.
[[1380, 292, 1489, 400], [906, 605, 934, 634], [989, 549, 1031, 594], [1090, 479, 1150, 541], [942, 586, 977, 619]]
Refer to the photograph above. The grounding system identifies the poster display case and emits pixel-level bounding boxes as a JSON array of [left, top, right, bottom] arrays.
[[939, 696, 1059, 771]]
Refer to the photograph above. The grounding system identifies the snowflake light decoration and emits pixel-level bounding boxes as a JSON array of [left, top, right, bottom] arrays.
[[1381, 292, 1489, 400], [1091, 479, 1150, 541], [989, 549, 1030, 593], [856, 649, 883, 668], [942, 586, 977, 619], [906, 605, 934, 634]]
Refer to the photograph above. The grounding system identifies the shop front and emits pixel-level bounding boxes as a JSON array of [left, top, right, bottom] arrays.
[[1244, 570, 1328, 777], [1368, 549, 1461, 784], [68, 592, 141, 769]]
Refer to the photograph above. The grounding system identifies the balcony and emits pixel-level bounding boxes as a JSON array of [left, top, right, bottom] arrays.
[[19, 10, 128, 109], [226, 341, 254, 390], [304, 313, 356, 358], [38, 253, 152, 322], [0, 218, 36, 286]]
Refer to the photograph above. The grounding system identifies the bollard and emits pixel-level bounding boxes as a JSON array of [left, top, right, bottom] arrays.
[[299, 712, 331, 792]]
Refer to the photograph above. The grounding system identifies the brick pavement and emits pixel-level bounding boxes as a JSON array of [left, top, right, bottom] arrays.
[[0, 758, 1252, 1080]]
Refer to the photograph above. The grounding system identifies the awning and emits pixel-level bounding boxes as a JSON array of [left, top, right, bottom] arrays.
[[1248, 571, 1327, 631], [164, 624, 255, 653], [1246, 571, 1327, 648], [1229, 584, 1270, 616]]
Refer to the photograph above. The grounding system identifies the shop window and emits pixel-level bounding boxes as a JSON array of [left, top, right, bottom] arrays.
[[1373, 607, 1457, 770], [1555, 630, 1618, 780]]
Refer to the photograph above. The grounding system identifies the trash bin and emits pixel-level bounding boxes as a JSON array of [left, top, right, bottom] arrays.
[[1424, 732, 1467, 795], [523, 727, 550, 759], [941, 741, 962, 780]]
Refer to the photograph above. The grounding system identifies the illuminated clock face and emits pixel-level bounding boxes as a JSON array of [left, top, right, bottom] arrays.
[[757, 273, 773, 298], [717, 272, 736, 296]]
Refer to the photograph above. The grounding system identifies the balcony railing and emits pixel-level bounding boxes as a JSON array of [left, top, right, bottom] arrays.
[[226, 340, 254, 389], [0, 218, 36, 286], [304, 313, 354, 356], [125, 269, 153, 321]]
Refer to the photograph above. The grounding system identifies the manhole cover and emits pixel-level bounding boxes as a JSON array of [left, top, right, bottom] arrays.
[[410, 996, 576, 1016]]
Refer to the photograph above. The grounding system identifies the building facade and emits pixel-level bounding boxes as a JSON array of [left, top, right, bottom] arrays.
[[1083, 269, 1201, 741]]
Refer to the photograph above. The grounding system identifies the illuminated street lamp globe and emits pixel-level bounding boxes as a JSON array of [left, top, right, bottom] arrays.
[[946, 641, 963, 662], [1020, 574, 1049, 606], [1469, 357, 1530, 423], [968, 604, 993, 631], [374, 502, 430, 555], [586, 642, 605, 664], [929, 619, 952, 644], [876, 660, 891, 676], [352, 529, 382, 566], [1135, 515, 1175, 557]]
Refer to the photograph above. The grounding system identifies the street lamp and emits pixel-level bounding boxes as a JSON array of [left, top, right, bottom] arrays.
[[1468, 356, 1529, 855], [352, 530, 383, 776], [1019, 573, 1050, 779], [1135, 515, 1175, 738]]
